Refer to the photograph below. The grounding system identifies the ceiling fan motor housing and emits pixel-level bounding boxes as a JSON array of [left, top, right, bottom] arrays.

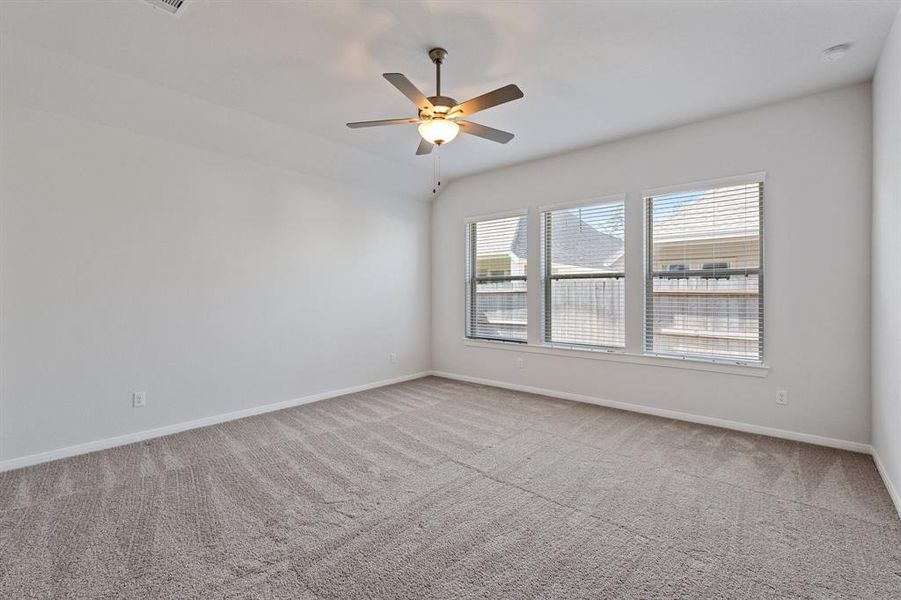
[[420, 96, 457, 118]]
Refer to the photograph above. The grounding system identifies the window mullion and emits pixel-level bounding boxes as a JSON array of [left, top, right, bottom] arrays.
[[543, 211, 552, 343], [644, 197, 654, 354]]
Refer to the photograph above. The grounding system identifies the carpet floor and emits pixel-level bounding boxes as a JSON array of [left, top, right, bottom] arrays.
[[0, 376, 898, 599]]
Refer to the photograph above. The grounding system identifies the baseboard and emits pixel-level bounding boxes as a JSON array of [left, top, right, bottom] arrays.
[[0, 371, 431, 473], [872, 448, 901, 520], [429, 370, 872, 454], [1, 368, 878, 480]]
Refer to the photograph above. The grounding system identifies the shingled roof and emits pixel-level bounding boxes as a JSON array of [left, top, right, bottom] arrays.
[[511, 212, 623, 269]]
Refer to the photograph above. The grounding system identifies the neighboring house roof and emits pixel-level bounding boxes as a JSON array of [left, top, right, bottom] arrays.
[[475, 216, 522, 256], [653, 185, 759, 243], [481, 186, 755, 268], [511, 211, 623, 269], [511, 217, 527, 259]]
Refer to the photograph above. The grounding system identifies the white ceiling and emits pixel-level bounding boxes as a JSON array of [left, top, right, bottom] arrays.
[[2, 0, 898, 183]]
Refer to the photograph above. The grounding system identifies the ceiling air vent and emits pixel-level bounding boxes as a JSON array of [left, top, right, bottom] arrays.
[[144, 0, 185, 15]]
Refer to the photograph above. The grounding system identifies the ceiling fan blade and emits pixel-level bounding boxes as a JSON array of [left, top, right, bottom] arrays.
[[416, 138, 434, 155], [346, 118, 420, 129], [383, 73, 434, 111], [450, 84, 523, 117], [457, 120, 515, 144]]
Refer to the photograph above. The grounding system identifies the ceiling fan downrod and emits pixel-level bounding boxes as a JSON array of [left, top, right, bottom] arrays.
[[428, 47, 447, 97]]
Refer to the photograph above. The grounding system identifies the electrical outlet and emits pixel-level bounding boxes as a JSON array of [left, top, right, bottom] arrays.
[[516, 357, 524, 369], [776, 390, 788, 406], [389, 352, 398, 364], [133, 391, 147, 408]]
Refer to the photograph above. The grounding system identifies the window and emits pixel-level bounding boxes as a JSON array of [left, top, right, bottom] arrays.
[[465, 214, 528, 342], [645, 181, 763, 363], [541, 200, 625, 348]]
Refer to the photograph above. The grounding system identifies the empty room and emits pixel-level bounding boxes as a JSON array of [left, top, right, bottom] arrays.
[[1, 0, 900, 597]]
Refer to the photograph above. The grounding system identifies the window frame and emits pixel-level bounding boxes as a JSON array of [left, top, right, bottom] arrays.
[[540, 196, 627, 351], [464, 210, 529, 344], [642, 174, 765, 365]]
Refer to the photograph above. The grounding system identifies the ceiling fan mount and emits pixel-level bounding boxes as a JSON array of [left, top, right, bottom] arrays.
[[346, 47, 524, 155], [427, 46, 447, 65]]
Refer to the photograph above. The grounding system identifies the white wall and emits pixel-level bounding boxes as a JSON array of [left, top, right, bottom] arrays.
[[872, 8, 901, 503], [432, 84, 872, 445], [0, 31, 881, 466], [0, 40, 431, 462]]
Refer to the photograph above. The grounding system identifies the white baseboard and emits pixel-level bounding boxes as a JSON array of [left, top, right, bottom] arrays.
[[2, 367, 885, 502], [872, 448, 901, 520], [429, 370, 872, 454], [0, 371, 430, 473]]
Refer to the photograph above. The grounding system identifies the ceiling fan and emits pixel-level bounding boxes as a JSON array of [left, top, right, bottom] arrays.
[[346, 48, 524, 155]]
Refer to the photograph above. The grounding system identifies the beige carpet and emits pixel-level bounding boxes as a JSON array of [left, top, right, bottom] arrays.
[[0, 376, 898, 599]]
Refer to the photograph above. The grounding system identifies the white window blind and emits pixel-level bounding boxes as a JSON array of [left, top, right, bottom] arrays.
[[541, 201, 625, 348], [466, 215, 528, 342], [645, 182, 763, 363]]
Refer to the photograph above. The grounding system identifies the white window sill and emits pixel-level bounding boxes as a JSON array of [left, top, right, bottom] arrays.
[[462, 338, 770, 378]]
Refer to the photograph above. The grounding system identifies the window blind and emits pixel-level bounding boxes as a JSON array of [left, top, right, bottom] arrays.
[[542, 201, 625, 348], [645, 182, 763, 363], [466, 215, 528, 342]]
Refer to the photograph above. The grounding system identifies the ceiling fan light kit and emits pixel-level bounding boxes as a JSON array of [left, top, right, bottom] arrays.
[[346, 47, 523, 155], [418, 119, 459, 145]]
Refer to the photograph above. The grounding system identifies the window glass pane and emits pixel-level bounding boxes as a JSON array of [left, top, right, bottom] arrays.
[[650, 185, 760, 271], [548, 204, 625, 275], [549, 278, 624, 347], [646, 183, 762, 362], [474, 216, 527, 278], [543, 201, 625, 348], [467, 215, 527, 342], [472, 279, 528, 342], [649, 274, 759, 360]]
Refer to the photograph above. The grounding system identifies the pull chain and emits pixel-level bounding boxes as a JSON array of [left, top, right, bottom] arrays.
[[432, 148, 442, 195]]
